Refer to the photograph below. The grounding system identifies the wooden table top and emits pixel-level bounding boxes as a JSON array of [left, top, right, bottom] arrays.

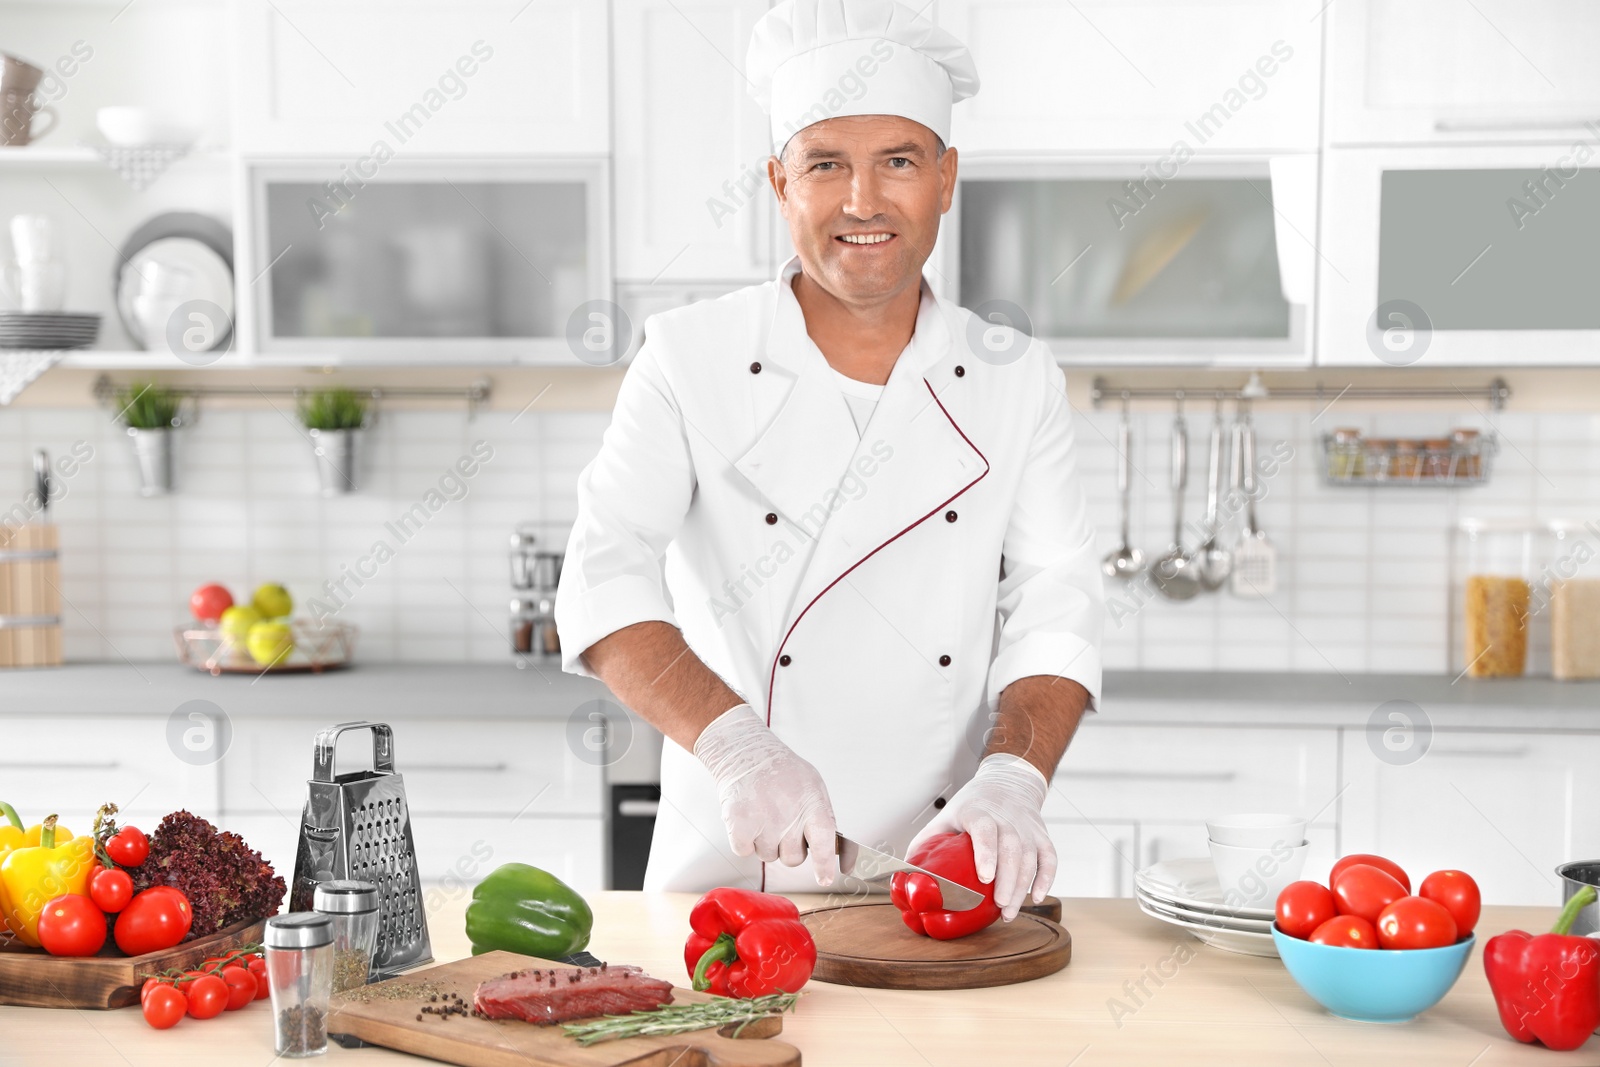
[[3, 893, 1596, 1066]]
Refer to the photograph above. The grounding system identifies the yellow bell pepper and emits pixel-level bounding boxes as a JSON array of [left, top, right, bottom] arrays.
[[0, 815, 96, 948], [0, 803, 74, 861]]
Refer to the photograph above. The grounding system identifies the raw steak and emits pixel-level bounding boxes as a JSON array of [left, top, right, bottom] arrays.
[[473, 964, 675, 1025]]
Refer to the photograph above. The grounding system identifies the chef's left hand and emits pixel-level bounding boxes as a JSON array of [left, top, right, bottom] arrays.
[[909, 754, 1054, 922]]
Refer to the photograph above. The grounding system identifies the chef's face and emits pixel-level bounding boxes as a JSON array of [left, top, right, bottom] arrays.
[[769, 115, 957, 307]]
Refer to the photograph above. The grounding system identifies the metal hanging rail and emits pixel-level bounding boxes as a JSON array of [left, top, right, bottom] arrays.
[[1089, 375, 1511, 412], [91, 374, 493, 418]]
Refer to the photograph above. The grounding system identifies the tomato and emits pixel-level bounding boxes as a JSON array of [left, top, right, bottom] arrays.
[[221, 966, 257, 1010], [190, 583, 234, 622], [1418, 869, 1481, 936], [88, 867, 134, 913], [1276, 880, 1339, 940], [141, 977, 173, 1006], [105, 825, 150, 868], [1328, 853, 1410, 894], [142, 984, 187, 1030], [247, 955, 270, 999], [113, 888, 192, 956], [36, 895, 107, 957], [185, 974, 228, 1019], [1376, 895, 1458, 950], [1309, 913, 1380, 949], [1332, 864, 1408, 924]]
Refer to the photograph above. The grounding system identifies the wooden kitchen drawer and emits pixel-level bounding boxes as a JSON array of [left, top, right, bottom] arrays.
[[0, 718, 221, 824], [222, 718, 606, 818], [1045, 724, 1340, 825]]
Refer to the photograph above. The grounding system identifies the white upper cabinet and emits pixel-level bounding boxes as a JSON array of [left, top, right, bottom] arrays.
[[234, 0, 609, 155], [936, 0, 1324, 155], [612, 0, 777, 282], [1327, 0, 1600, 145]]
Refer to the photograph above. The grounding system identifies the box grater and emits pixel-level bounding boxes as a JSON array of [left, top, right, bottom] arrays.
[[290, 721, 432, 977]]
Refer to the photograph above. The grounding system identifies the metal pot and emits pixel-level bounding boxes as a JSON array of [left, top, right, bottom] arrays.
[[127, 426, 173, 496], [1557, 860, 1600, 937], [309, 427, 360, 495]]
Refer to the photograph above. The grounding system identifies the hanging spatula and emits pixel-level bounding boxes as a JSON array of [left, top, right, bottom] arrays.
[[1230, 408, 1277, 597]]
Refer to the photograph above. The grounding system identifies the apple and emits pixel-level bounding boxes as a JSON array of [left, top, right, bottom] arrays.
[[218, 605, 262, 646], [246, 620, 295, 667], [189, 583, 233, 622], [251, 583, 293, 620]]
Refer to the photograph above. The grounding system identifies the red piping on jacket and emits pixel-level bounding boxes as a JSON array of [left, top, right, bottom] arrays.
[[758, 376, 991, 892]]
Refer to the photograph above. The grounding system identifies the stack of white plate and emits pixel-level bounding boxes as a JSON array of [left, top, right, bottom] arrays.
[[0, 312, 101, 350], [1135, 858, 1279, 957]]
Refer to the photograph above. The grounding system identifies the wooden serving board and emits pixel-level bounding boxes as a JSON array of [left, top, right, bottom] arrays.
[[0, 918, 266, 1008], [328, 950, 800, 1067], [798, 899, 1071, 990]]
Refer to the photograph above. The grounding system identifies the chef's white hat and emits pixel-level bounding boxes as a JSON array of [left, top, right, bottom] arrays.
[[747, 0, 980, 156]]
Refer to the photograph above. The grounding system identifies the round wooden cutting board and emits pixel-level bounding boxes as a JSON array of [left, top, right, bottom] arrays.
[[797, 901, 1072, 990]]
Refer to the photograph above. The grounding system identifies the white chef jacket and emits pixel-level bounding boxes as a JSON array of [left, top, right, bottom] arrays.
[[555, 256, 1104, 893]]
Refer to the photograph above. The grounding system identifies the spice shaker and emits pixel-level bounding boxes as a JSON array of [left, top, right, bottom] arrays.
[[266, 912, 334, 1058], [314, 879, 379, 993]]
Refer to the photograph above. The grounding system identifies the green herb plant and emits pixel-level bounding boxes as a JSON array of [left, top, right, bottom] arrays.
[[115, 382, 182, 430], [298, 388, 369, 431]]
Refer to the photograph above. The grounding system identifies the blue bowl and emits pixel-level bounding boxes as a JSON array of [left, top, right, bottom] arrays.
[[1272, 925, 1476, 1022]]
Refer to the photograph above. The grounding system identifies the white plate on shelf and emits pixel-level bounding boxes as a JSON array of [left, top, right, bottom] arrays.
[[1135, 887, 1275, 933], [1136, 857, 1275, 921], [1135, 894, 1280, 957]]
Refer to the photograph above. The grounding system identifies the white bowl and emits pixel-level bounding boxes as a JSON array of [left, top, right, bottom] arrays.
[[95, 106, 197, 147], [1206, 813, 1307, 849], [1209, 839, 1308, 911]]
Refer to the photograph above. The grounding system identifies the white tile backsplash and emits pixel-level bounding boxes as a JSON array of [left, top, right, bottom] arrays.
[[5, 399, 1592, 672]]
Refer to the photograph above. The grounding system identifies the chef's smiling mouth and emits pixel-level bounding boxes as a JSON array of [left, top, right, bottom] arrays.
[[835, 232, 896, 245]]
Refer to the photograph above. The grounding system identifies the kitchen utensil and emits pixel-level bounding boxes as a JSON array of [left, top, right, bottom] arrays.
[[0, 311, 99, 348], [0, 87, 56, 147], [0, 53, 45, 92], [1101, 394, 1144, 581], [1134, 894, 1278, 957], [114, 212, 234, 352], [1197, 401, 1232, 590], [266, 912, 334, 1058], [328, 949, 799, 1067], [1272, 927, 1474, 1022], [94, 106, 197, 147], [1207, 839, 1308, 911], [290, 721, 432, 979], [834, 832, 986, 912], [1135, 858, 1274, 921], [0, 917, 266, 1008], [1151, 401, 1201, 600], [1231, 408, 1277, 596], [797, 899, 1071, 989], [1205, 813, 1306, 849], [32, 449, 48, 522], [1557, 860, 1600, 937]]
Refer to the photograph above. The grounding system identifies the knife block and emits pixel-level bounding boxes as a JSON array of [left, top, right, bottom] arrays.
[[0, 523, 62, 667]]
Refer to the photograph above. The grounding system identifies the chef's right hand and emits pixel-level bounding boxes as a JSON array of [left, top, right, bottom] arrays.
[[693, 703, 840, 887]]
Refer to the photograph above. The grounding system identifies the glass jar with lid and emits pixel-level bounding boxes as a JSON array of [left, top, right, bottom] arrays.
[[1451, 521, 1546, 678], [313, 879, 379, 994], [265, 912, 334, 1058]]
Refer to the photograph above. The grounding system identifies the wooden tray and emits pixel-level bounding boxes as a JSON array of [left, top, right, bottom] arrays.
[[329, 949, 800, 1067], [798, 900, 1071, 990], [0, 917, 266, 1009]]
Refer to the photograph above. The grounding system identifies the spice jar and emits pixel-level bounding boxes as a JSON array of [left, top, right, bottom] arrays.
[[1328, 428, 1364, 480], [1362, 438, 1393, 481], [1452, 428, 1483, 480], [1421, 438, 1454, 481], [313, 879, 379, 994], [1392, 439, 1421, 480], [266, 912, 334, 1058]]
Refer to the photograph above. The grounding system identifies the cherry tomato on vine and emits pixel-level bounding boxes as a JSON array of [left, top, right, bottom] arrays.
[[247, 955, 270, 999], [221, 966, 257, 1010], [1418, 869, 1481, 936], [89, 867, 134, 913], [105, 825, 150, 868], [1275, 880, 1338, 940], [142, 984, 186, 1030], [185, 974, 228, 1020]]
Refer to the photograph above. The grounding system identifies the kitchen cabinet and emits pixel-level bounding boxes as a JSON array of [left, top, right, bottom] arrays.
[[936, 0, 1323, 155], [612, 0, 779, 283], [0, 719, 220, 825], [233, 0, 609, 155], [1326, 0, 1600, 145], [1340, 729, 1600, 905], [1045, 820, 1136, 898]]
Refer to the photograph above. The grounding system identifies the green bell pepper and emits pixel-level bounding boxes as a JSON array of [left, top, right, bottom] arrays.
[[464, 862, 593, 959]]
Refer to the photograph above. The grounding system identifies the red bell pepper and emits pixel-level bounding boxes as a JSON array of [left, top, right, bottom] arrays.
[[683, 888, 816, 997], [889, 831, 1002, 940], [1483, 885, 1600, 1052]]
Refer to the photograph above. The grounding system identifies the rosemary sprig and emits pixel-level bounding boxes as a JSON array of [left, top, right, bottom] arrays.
[[560, 992, 801, 1047]]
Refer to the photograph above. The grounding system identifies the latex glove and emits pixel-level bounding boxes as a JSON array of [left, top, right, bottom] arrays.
[[693, 703, 840, 886], [909, 753, 1054, 921]]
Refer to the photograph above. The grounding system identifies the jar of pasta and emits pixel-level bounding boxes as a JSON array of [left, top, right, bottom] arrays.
[[1452, 521, 1543, 678]]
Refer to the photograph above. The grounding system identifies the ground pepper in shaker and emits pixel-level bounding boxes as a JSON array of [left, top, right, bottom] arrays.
[[314, 879, 380, 993], [266, 912, 334, 1058]]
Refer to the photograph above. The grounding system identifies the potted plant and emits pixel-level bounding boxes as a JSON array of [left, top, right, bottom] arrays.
[[298, 387, 369, 495], [114, 381, 182, 496]]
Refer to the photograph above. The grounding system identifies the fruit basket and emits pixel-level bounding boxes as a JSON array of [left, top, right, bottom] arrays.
[[174, 619, 358, 675]]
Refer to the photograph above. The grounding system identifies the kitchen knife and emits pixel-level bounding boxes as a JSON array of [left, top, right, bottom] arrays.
[[33, 450, 48, 522], [834, 832, 986, 912]]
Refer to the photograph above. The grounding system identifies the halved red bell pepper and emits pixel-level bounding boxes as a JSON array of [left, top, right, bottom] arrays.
[[683, 887, 816, 997], [1483, 885, 1600, 1051], [889, 831, 1001, 940]]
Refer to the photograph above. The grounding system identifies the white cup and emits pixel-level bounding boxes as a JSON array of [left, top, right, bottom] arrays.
[[1205, 813, 1307, 849], [9, 213, 55, 264], [1209, 838, 1309, 910]]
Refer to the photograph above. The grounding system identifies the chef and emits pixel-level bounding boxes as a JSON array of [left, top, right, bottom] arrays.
[[555, 0, 1104, 922]]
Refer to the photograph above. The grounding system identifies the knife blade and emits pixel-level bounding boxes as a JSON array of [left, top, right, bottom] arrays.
[[834, 832, 986, 912]]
